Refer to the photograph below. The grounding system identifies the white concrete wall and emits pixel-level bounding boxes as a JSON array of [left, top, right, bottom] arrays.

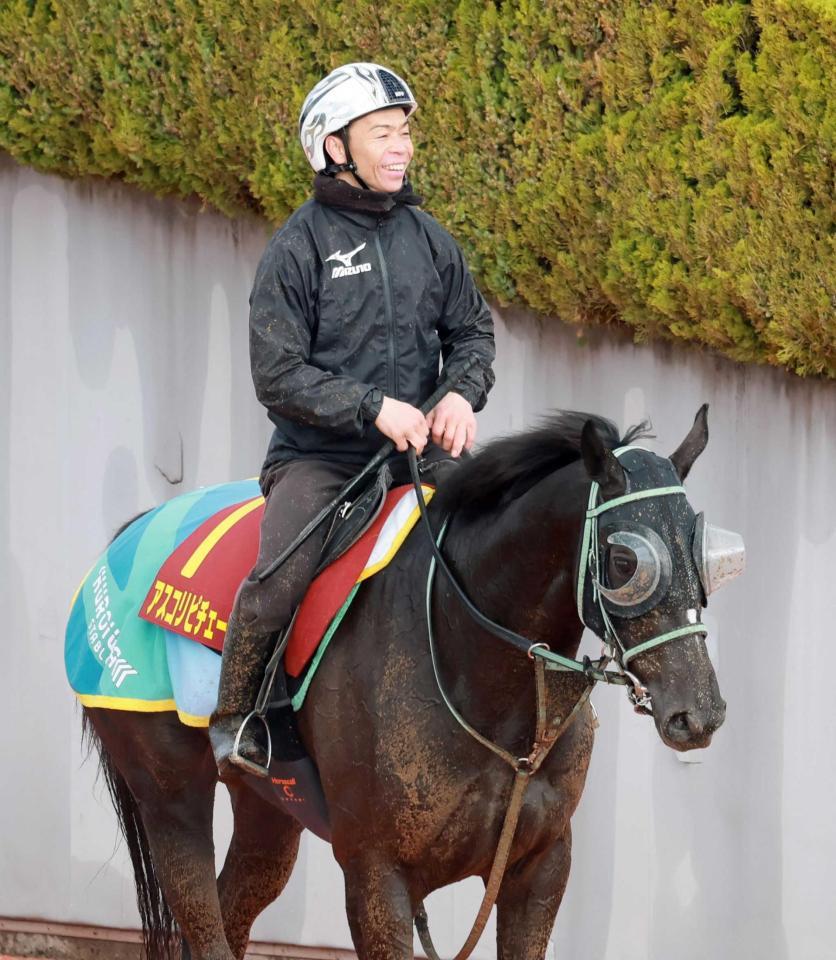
[[1, 151, 834, 959]]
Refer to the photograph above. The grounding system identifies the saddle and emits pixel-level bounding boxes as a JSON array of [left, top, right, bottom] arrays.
[[316, 463, 392, 574], [68, 467, 436, 839]]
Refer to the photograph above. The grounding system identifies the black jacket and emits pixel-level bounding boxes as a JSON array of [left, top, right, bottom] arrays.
[[251, 175, 496, 469]]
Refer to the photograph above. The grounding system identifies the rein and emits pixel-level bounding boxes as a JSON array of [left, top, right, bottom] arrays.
[[406, 444, 708, 960], [406, 449, 629, 686], [408, 449, 597, 960]]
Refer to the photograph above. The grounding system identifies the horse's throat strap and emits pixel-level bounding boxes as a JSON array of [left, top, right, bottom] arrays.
[[407, 449, 627, 685]]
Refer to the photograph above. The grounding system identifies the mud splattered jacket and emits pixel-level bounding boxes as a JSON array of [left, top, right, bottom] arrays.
[[251, 175, 496, 469]]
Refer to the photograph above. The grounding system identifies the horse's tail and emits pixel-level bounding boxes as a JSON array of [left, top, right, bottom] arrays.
[[82, 710, 179, 960]]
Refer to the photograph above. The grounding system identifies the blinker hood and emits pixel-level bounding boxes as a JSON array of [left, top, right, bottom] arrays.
[[595, 522, 673, 619], [577, 445, 746, 669], [692, 513, 746, 596]]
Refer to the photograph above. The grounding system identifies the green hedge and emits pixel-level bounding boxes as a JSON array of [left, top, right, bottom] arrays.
[[1, 0, 833, 376]]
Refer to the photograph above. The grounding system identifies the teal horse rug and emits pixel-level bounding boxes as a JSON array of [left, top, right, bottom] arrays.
[[65, 479, 434, 727]]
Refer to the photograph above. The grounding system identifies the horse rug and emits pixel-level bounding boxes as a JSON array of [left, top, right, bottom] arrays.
[[65, 478, 434, 727]]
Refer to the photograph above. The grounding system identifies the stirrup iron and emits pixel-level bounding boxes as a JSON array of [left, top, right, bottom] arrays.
[[230, 710, 272, 779]]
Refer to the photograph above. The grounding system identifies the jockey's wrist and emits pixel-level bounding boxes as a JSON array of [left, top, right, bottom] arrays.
[[436, 373, 480, 410], [360, 387, 385, 423]]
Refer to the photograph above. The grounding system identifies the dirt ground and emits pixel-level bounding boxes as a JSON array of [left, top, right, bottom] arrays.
[[0, 934, 141, 960], [0, 932, 143, 960], [0, 935, 351, 960]]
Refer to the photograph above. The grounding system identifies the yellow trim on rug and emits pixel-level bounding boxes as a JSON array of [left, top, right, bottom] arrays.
[[180, 495, 264, 578], [76, 694, 210, 728], [68, 562, 96, 614], [177, 710, 210, 728], [76, 693, 178, 712]]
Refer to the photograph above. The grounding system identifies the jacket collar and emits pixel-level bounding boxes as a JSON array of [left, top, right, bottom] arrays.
[[313, 173, 423, 216]]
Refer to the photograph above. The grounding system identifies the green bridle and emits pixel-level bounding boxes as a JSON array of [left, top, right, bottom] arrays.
[[411, 445, 709, 710]]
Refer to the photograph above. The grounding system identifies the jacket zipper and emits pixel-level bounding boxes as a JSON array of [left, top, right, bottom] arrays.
[[374, 224, 398, 399]]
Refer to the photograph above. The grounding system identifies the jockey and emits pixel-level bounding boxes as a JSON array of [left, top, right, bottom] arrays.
[[209, 62, 496, 780]]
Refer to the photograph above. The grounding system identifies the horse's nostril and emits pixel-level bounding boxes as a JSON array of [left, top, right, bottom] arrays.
[[665, 711, 707, 741], [668, 712, 691, 734]]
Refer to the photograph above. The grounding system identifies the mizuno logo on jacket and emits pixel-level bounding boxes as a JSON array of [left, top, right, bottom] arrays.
[[330, 262, 372, 278], [326, 243, 371, 278]]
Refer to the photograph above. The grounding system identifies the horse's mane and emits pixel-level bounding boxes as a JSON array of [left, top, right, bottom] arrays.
[[434, 411, 653, 515]]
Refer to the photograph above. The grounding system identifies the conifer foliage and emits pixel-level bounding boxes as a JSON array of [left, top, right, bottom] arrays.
[[1, 0, 833, 375]]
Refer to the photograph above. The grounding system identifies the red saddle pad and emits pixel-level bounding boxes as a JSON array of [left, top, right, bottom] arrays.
[[140, 485, 426, 677]]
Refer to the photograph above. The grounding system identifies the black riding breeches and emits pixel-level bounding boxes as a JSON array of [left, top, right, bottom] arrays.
[[233, 453, 459, 636], [233, 459, 359, 635]]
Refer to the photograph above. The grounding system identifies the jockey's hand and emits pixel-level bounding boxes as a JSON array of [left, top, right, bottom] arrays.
[[426, 392, 476, 458], [375, 397, 429, 454]]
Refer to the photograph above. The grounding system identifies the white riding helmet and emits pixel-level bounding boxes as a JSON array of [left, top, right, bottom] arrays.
[[299, 63, 418, 173]]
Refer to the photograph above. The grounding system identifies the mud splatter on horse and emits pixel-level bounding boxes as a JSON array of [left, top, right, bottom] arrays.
[[78, 408, 741, 960]]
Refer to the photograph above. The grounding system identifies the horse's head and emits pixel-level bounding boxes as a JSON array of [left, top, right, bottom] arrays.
[[579, 405, 742, 751]]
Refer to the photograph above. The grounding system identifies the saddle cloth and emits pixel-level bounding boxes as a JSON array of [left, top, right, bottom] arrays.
[[65, 478, 433, 725]]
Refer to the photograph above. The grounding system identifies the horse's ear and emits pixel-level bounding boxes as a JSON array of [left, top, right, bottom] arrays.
[[669, 404, 709, 481], [581, 420, 627, 498]]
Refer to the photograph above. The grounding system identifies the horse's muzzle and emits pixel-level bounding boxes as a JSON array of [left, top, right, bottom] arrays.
[[660, 699, 727, 751]]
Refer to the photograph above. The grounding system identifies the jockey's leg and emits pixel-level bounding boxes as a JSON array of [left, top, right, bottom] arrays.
[[495, 828, 573, 960], [208, 611, 276, 778], [217, 780, 304, 960], [209, 459, 356, 781]]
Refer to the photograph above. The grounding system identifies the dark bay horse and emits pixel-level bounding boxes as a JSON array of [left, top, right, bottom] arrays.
[[81, 408, 730, 960]]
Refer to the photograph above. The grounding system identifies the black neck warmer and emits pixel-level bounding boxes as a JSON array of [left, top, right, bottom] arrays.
[[313, 173, 423, 215]]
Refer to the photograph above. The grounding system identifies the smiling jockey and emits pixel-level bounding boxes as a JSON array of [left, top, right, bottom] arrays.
[[209, 62, 496, 780]]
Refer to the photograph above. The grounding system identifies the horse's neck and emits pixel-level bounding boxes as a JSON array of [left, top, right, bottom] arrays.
[[445, 463, 587, 647], [432, 465, 590, 736]]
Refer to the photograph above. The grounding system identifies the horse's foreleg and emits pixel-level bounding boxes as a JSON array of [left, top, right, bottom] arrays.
[[217, 783, 303, 959], [342, 857, 415, 960], [495, 828, 573, 960], [88, 710, 235, 960]]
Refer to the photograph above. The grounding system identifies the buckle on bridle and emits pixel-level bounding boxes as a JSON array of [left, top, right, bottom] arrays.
[[627, 682, 653, 715]]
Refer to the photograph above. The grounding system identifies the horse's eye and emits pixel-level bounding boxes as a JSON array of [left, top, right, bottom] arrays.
[[607, 545, 638, 588]]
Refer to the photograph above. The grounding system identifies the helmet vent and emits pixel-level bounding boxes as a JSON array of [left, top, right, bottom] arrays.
[[377, 69, 408, 102]]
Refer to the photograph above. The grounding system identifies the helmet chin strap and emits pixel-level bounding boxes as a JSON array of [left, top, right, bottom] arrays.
[[323, 128, 372, 191]]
